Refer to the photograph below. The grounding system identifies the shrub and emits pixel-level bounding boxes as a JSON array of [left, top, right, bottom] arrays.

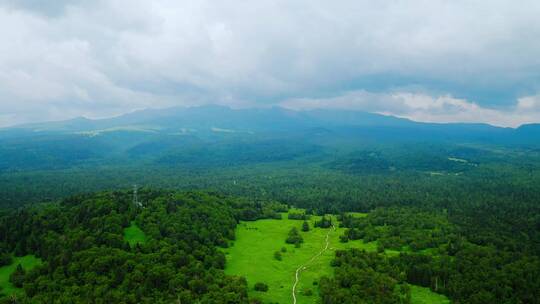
[[254, 282, 269, 292], [302, 288, 313, 296]]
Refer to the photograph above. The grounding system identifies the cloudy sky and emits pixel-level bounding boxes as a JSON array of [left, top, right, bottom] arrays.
[[1, 0, 540, 127]]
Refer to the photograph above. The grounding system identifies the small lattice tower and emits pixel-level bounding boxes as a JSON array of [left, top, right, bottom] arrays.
[[133, 184, 142, 208]]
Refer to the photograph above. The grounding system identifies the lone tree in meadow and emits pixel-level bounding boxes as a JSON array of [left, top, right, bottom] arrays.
[[302, 220, 310, 232], [286, 227, 304, 245]]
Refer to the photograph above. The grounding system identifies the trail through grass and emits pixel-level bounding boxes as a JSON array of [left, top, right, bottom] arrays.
[[0, 255, 42, 297], [292, 225, 334, 304], [224, 212, 450, 304], [224, 213, 375, 303], [123, 221, 147, 246]]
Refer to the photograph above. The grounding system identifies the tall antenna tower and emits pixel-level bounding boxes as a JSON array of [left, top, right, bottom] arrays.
[[133, 184, 142, 208]]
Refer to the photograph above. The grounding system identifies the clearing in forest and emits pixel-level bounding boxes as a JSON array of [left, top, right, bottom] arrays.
[[224, 213, 375, 303], [123, 221, 147, 246], [410, 285, 451, 304], [224, 212, 450, 304], [0, 255, 42, 297]]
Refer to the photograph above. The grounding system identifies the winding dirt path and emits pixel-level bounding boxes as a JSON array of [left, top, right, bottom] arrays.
[[292, 225, 335, 304]]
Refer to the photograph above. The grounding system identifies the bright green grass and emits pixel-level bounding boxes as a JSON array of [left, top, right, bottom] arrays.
[[410, 285, 451, 304], [225, 213, 450, 304], [224, 213, 378, 304], [123, 221, 147, 246], [348, 212, 368, 218], [0, 255, 42, 297]]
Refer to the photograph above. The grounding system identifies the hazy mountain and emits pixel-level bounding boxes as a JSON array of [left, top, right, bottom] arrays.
[[0, 106, 537, 172], [3, 105, 529, 144], [1, 105, 513, 134], [6, 105, 411, 133]]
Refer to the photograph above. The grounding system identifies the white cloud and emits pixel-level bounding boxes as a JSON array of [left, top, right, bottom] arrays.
[[0, 1, 539, 126], [517, 95, 540, 111], [281, 91, 540, 128]]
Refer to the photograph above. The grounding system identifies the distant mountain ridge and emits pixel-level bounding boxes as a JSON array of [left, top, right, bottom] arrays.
[[0, 104, 538, 177], [1, 104, 516, 131], [0, 104, 538, 145]]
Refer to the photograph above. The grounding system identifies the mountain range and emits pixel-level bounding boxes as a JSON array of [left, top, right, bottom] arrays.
[[4, 105, 539, 137], [0, 105, 538, 172]]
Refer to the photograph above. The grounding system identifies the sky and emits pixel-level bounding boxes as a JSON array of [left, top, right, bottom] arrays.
[[0, 0, 540, 127]]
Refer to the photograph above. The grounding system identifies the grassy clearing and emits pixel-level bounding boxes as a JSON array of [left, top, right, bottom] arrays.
[[348, 212, 368, 218], [224, 213, 378, 304], [410, 285, 451, 304], [123, 221, 147, 246], [225, 212, 450, 304], [0, 255, 42, 297]]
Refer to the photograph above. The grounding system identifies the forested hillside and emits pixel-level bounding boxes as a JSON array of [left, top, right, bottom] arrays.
[[0, 189, 539, 303], [0, 190, 286, 303]]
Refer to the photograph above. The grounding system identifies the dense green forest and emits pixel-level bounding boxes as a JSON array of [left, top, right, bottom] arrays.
[[1, 107, 540, 303], [0, 187, 539, 303], [338, 208, 540, 303], [0, 190, 287, 303]]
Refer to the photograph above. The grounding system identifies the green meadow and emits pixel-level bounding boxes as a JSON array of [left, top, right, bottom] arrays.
[[224, 213, 376, 303], [0, 255, 42, 297], [410, 285, 451, 304], [224, 212, 450, 304], [123, 221, 147, 246]]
